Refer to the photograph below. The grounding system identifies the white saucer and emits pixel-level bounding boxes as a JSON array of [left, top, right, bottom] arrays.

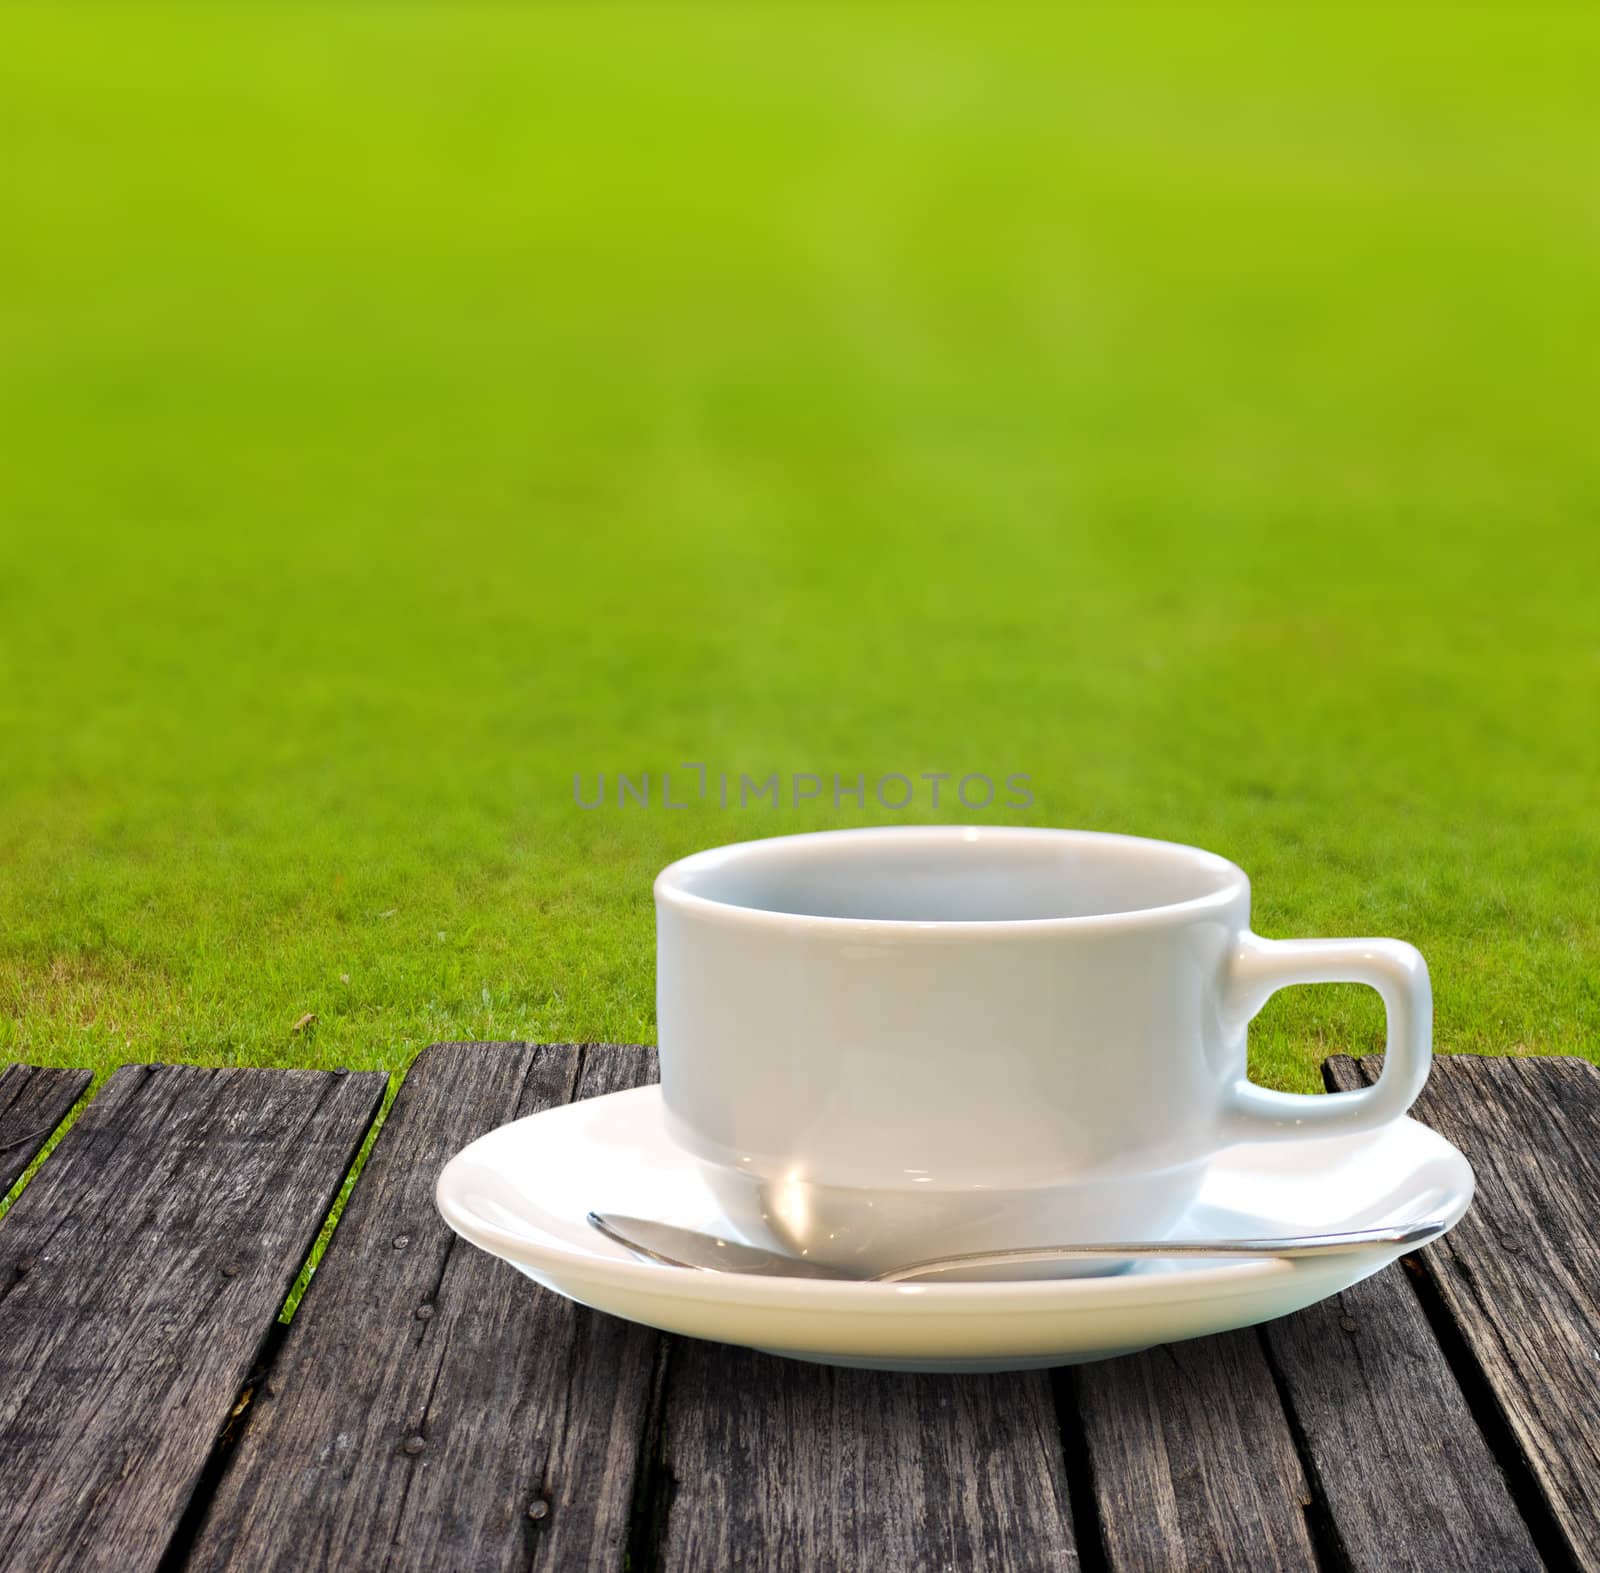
[[435, 1085, 1474, 1372]]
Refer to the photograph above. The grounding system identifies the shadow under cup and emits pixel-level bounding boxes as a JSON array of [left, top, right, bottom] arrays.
[[655, 827, 1252, 1277]]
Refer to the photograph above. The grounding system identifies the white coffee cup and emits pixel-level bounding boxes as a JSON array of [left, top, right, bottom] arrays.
[[655, 826, 1431, 1273]]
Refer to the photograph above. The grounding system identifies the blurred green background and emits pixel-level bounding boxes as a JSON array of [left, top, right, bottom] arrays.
[[2, 3, 1596, 1091]]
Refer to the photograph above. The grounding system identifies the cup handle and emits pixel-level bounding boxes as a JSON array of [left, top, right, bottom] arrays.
[[1218, 933, 1432, 1142]]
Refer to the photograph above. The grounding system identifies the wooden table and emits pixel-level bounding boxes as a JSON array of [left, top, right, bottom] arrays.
[[1, 1048, 1595, 1572]]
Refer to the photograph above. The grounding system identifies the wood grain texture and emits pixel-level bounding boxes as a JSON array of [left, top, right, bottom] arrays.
[[657, 1343, 1078, 1573], [185, 1042, 660, 1573], [1070, 1328, 1317, 1572], [0, 1064, 91, 1194], [8, 1044, 1587, 1573], [1331, 1053, 1600, 1571], [0, 1064, 385, 1573], [1264, 1267, 1543, 1571], [1258, 1062, 1546, 1573]]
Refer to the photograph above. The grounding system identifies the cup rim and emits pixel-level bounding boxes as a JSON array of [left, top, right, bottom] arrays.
[[654, 825, 1249, 935]]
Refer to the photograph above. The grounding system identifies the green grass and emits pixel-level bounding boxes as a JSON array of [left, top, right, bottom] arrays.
[[2, 3, 1597, 1097]]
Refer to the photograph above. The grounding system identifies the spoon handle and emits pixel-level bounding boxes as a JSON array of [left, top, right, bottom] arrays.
[[873, 1220, 1449, 1282], [588, 1210, 1450, 1282]]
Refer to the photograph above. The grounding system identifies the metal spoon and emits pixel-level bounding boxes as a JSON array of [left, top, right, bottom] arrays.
[[587, 1211, 1449, 1284]]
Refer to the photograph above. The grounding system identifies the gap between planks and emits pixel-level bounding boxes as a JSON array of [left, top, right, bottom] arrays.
[[173, 1042, 659, 1573], [0, 1064, 389, 1573], [0, 1065, 96, 1214], [1326, 1055, 1584, 1573], [145, 1071, 401, 1573], [1252, 1306, 1365, 1573], [158, 1049, 1588, 1573], [150, 1064, 406, 1573]]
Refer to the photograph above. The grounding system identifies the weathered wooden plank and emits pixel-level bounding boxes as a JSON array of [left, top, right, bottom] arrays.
[[185, 1043, 660, 1573], [1259, 1059, 1546, 1573], [657, 1345, 1078, 1571], [0, 1064, 91, 1194], [0, 1064, 385, 1573], [1330, 1053, 1600, 1571], [1069, 1328, 1318, 1572]]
